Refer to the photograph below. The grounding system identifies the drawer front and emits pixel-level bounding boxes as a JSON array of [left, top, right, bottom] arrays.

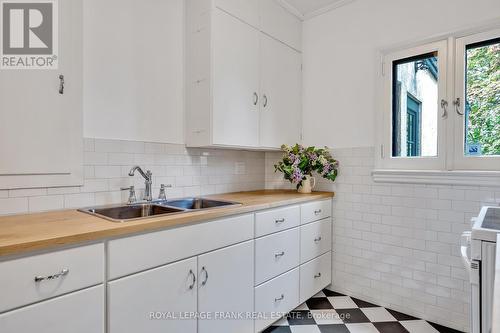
[[255, 205, 300, 238], [301, 199, 332, 224], [254, 268, 299, 333], [299, 252, 332, 303], [255, 228, 300, 285], [0, 243, 104, 313], [300, 218, 332, 264], [0, 285, 104, 333], [108, 214, 254, 279]]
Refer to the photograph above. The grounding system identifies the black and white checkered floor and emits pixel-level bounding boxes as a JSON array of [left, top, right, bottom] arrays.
[[262, 289, 464, 333]]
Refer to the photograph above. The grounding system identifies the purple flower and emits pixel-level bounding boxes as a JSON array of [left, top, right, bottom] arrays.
[[291, 167, 303, 183]]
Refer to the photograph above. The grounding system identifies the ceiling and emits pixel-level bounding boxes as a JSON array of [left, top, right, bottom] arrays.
[[280, 0, 354, 19]]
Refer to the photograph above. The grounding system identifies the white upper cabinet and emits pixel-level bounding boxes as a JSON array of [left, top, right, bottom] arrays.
[[214, 0, 260, 28], [212, 10, 261, 147], [259, 0, 302, 51], [0, 0, 83, 189], [186, 0, 302, 149], [260, 34, 302, 148]]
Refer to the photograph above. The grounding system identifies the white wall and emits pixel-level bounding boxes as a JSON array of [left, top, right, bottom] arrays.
[[302, 0, 500, 148], [83, 0, 184, 144]]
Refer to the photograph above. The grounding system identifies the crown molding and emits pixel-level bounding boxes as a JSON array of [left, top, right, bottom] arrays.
[[304, 0, 356, 19], [275, 0, 304, 20]]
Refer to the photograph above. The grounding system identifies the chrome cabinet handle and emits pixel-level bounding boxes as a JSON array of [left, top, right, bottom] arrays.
[[314, 272, 322, 279], [188, 269, 196, 290], [314, 236, 322, 243], [441, 99, 448, 118], [34, 268, 69, 282], [274, 294, 285, 302], [275, 218, 285, 224], [201, 266, 209, 286], [58, 74, 65, 94], [454, 98, 464, 116], [263, 94, 268, 108], [314, 209, 322, 215], [253, 92, 259, 106], [275, 251, 285, 258]]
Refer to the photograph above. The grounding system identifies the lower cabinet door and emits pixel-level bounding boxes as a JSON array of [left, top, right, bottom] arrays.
[[255, 268, 300, 333], [198, 240, 255, 333], [108, 257, 197, 333], [0, 285, 104, 333], [300, 252, 332, 303]]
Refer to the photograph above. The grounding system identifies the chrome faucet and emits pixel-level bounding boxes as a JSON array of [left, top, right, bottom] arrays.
[[128, 166, 153, 202]]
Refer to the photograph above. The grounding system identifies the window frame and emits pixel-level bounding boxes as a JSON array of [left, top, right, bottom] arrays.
[[453, 28, 500, 171], [378, 40, 448, 170]]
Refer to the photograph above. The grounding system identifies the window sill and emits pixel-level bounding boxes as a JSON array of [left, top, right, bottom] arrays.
[[372, 169, 500, 187]]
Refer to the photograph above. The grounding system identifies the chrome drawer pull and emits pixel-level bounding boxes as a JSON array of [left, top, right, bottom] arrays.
[[314, 209, 322, 215], [34, 268, 69, 282], [188, 270, 196, 290], [314, 272, 322, 279], [275, 251, 285, 258], [314, 236, 322, 243], [201, 266, 209, 286], [274, 294, 285, 302], [275, 218, 285, 224]]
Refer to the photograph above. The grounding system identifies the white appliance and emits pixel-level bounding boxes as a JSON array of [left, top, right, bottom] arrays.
[[462, 206, 500, 333]]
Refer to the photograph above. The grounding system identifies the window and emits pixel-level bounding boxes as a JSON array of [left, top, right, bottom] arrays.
[[378, 28, 500, 173], [454, 31, 500, 170]]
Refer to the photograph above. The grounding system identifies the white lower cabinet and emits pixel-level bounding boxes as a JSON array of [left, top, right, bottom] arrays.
[[254, 268, 300, 333], [198, 240, 255, 333], [108, 257, 198, 333], [300, 252, 332, 303], [0, 285, 104, 333]]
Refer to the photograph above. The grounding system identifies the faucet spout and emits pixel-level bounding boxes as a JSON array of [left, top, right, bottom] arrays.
[[128, 166, 153, 202]]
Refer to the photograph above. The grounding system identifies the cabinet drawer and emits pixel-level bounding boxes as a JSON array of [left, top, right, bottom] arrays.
[[0, 285, 104, 333], [0, 243, 104, 313], [301, 200, 332, 224], [300, 218, 332, 264], [255, 205, 300, 237], [108, 214, 254, 279], [255, 268, 299, 333], [299, 252, 332, 303], [255, 228, 299, 285]]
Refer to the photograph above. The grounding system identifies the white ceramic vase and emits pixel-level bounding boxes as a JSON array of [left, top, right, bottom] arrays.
[[298, 175, 316, 194]]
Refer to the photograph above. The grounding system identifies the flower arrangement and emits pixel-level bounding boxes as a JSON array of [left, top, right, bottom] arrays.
[[274, 144, 339, 191]]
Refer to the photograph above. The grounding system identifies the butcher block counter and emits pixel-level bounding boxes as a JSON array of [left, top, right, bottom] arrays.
[[0, 190, 334, 257]]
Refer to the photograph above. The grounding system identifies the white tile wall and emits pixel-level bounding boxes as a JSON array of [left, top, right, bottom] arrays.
[[266, 147, 500, 332], [0, 138, 265, 215]]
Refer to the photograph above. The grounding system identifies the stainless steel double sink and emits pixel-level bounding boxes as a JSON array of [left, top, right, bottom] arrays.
[[78, 198, 241, 223]]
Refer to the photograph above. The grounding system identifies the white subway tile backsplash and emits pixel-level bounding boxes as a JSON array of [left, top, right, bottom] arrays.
[[0, 198, 28, 215], [29, 195, 64, 212]]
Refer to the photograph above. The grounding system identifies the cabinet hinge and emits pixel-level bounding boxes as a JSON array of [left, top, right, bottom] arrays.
[[381, 61, 386, 76], [380, 144, 385, 158]]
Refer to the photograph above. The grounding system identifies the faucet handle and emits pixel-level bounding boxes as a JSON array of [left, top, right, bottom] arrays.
[[158, 184, 172, 200], [121, 186, 137, 204]]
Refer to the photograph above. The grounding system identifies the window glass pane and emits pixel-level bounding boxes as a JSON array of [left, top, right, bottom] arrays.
[[392, 52, 439, 157], [464, 38, 500, 156]]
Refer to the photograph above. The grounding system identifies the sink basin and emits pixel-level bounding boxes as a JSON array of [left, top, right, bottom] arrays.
[[79, 204, 185, 222], [162, 198, 241, 210]]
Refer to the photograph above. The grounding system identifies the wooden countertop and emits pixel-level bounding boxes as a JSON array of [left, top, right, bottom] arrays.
[[0, 190, 334, 258]]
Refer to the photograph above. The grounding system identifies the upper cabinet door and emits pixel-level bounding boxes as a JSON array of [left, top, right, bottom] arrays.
[[260, 0, 302, 51], [260, 35, 302, 148], [108, 257, 197, 333], [0, 0, 83, 189], [212, 9, 260, 147], [198, 240, 255, 333], [213, 0, 260, 28]]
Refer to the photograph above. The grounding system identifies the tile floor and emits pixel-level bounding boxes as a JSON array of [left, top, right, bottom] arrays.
[[261, 289, 464, 333]]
